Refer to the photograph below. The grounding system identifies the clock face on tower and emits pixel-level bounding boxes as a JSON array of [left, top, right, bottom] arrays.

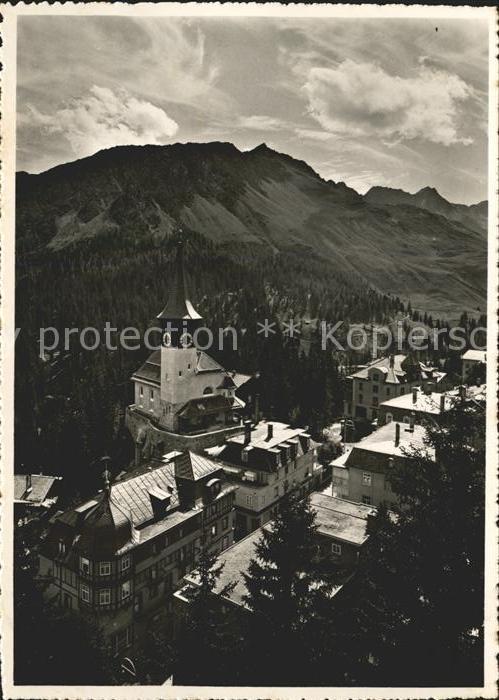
[[162, 331, 172, 347], [180, 332, 193, 348]]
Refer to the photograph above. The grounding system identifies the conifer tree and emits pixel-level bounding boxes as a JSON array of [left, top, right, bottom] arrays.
[[174, 540, 238, 685], [243, 493, 340, 685], [346, 401, 485, 686]]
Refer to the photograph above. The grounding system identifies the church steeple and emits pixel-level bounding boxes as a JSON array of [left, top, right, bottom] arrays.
[[157, 239, 202, 347]]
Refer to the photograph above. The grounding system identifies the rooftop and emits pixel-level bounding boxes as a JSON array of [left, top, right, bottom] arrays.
[[462, 349, 486, 363], [310, 493, 374, 546], [47, 451, 231, 558], [14, 473, 61, 505], [379, 389, 454, 414], [332, 421, 435, 474], [132, 348, 231, 386], [229, 419, 309, 451], [350, 354, 445, 385], [156, 243, 202, 322]]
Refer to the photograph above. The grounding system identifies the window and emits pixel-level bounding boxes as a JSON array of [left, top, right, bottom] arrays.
[[99, 561, 111, 576], [241, 450, 248, 463], [58, 540, 66, 556], [211, 524, 217, 536], [373, 385, 378, 394], [372, 397, 379, 407], [362, 495, 372, 505], [362, 472, 372, 486], [222, 516, 229, 530], [358, 394, 364, 404], [386, 413, 393, 423], [80, 556, 90, 575], [203, 386, 213, 395], [81, 584, 90, 603], [246, 495, 253, 507], [400, 387, 405, 394], [274, 486, 279, 497], [99, 589, 111, 605], [187, 363, 191, 370], [178, 370, 182, 377], [222, 535, 229, 550], [211, 504, 217, 516], [149, 584, 159, 600], [121, 581, 131, 600], [386, 387, 391, 396], [140, 386, 143, 397], [150, 389, 154, 402], [120, 555, 130, 572], [331, 543, 342, 556]]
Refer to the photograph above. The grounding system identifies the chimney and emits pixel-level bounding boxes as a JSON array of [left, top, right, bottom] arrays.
[[459, 385, 467, 400], [412, 387, 418, 404], [424, 382, 434, 396], [26, 474, 32, 491], [409, 412, 415, 433], [243, 420, 252, 446], [439, 393, 446, 413], [267, 423, 274, 441], [254, 394, 261, 424], [389, 354, 395, 368], [394, 423, 400, 447]]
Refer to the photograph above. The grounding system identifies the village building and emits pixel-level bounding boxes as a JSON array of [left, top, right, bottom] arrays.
[[377, 385, 471, 427], [126, 242, 248, 463], [206, 419, 327, 539], [343, 354, 449, 422], [38, 451, 237, 657], [331, 420, 433, 507], [173, 492, 374, 621], [461, 349, 486, 384], [14, 473, 62, 525]]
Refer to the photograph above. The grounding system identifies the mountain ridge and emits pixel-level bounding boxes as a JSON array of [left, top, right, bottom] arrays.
[[365, 184, 487, 235], [16, 141, 487, 318]]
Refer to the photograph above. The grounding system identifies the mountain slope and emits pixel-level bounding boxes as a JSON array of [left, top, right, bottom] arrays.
[[365, 185, 487, 235], [16, 142, 487, 318]]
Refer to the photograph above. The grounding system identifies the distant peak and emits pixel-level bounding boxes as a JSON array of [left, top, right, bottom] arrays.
[[418, 185, 439, 194], [251, 143, 274, 154]]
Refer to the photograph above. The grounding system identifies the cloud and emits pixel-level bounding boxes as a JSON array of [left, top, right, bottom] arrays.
[[303, 59, 474, 146], [21, 85, 179, 160], [237, 115, 288, 131]]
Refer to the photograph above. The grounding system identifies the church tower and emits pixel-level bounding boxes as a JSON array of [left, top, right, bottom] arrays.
[[157, 242, 202, 418], [127, 238, 248, 462]]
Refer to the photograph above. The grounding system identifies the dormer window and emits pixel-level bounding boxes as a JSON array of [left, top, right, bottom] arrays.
[[80, 556, 90, 575], [179, 371, 182, 377]]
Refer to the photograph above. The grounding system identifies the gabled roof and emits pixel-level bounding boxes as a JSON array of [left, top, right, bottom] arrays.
[[14, 474, 61, 504], [132, 349, 161, 385], [131, 349, 226, 386], [44, 451, 226, 559], [177, 394, 234, 419], [350, 354, 442, 385]]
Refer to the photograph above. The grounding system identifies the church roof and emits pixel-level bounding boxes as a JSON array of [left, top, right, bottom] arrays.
[[177, 394, 235, 419], [157, 243, 202, 321], [132, 349, 226, 386]]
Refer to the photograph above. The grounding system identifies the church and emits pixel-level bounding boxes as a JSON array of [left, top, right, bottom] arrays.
[[126, 243, 247, 463]]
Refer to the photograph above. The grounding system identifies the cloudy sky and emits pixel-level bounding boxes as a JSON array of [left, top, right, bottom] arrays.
[[17, 15, 489, 203]]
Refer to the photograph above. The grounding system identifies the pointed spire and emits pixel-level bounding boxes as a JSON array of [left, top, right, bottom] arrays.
[[101, 455, 111, 497], [157, 236, 202, 321]]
